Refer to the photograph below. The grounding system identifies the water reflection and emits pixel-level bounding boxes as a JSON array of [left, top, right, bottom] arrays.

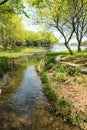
[[0, 66, 80, 130]]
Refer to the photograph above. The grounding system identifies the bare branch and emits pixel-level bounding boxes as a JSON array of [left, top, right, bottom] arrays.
[[0, 0, 9, 5]]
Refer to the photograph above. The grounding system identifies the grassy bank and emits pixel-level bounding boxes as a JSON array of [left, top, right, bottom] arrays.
[[0, 47, 44, 77], [37, 51, 87, 130], [0, 47, 45, 58], [61, 50, 87, 66]]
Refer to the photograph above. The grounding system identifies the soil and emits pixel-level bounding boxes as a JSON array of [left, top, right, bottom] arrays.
[[48, 64, 87, 129], [56, 76, 87, 115]]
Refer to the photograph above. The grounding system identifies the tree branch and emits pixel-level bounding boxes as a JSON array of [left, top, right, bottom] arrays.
[[0, 0, 9, 5]]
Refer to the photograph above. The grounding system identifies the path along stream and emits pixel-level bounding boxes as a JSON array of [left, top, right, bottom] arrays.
[[0, 63, 80, 130]]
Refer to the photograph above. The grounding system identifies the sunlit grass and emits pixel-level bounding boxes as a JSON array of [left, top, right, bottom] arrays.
[[0, 47, 45, 58]]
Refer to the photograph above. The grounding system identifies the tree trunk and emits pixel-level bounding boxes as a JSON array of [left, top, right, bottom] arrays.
[[78, 41, 81, 52], [65, 43, 73, 55]]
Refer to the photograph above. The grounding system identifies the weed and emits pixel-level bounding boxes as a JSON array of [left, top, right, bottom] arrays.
[[69, 113, 80, 125], [67, 66, 81, 76], [0, 57, 9, 77], [54, 72, 68, 82], [44, 83, 58, 102], [58, 97, 72, 117], [40, 72, 48, 83], [44, 63, 54, 70]]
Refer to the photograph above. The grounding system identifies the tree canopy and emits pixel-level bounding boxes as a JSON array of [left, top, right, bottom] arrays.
[[0, 0, 87, 54], [25, 30, 58, 50], [29, 0, 87, 54]]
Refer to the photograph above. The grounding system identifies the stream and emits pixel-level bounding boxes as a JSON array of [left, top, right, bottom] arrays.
[[0, 64, 80, 130]]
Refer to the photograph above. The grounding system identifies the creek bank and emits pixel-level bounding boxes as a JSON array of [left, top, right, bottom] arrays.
[[0, 57, 80, 130], [0, 53, 81, 130], [37, 52, 87, 130], [0, 52, 44, 78]]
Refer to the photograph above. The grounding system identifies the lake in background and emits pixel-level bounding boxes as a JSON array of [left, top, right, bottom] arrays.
[[52, 44, 86, 52]]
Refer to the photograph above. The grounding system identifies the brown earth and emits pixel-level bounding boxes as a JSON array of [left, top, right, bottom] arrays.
[[55, 76, 87, 115], [48, 67, 87, 129]]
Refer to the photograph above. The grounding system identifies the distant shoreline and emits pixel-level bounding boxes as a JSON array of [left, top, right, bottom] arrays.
[[52, 44, 86, 52]]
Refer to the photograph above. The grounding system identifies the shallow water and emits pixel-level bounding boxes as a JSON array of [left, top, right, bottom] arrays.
[[0, 65, 80, 130]]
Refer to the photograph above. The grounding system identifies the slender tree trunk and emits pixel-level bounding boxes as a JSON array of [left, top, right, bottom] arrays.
[[78, 41, 81, 52], [65, 43, 73, 55]]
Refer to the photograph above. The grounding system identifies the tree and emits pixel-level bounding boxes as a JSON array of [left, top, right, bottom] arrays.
[[72, 0, 87, 52], [25, 30, 58, 49], [0, 14, 26, 48], [29, 0, 76, 54]]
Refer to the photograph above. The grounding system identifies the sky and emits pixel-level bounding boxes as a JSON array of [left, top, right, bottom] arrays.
[[22, 2, 87, 44], [22, 18, 78, 44], [22, 17, 66, 42]]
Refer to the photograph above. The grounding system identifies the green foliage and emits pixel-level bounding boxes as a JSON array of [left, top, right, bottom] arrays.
[[0, 14, 26, 49], [69, 113, 80, 125], [44, 83, 58, 102], [43, 53, 56, 71], [54, 72, 68, 82], [45, 63, 54, 70], [56, 63, 81, 76], [58, 97, 72, 117], [0, 57, 9, 77], [40, 72, 48, 83], [56, 63, 67, 73], [67, 66, 81, 76], [25, 30, 58, 48], [44, 53, 56, 64]]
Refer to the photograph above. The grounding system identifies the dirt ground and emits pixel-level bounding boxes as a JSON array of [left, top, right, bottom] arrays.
[[48, 68, 87, 129], [55, 76, 87, 115]]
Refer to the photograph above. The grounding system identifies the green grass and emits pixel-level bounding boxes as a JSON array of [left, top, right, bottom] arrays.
[[0, 57, 10, 77], [37, 51, 82, 126], [64, 51, 87, 59], [0, 47, 44, 77], [54, 72, 68, 82], [44, 83, 58, 102], [58, 97, 72, 117], [0, 47, 45, 58]]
